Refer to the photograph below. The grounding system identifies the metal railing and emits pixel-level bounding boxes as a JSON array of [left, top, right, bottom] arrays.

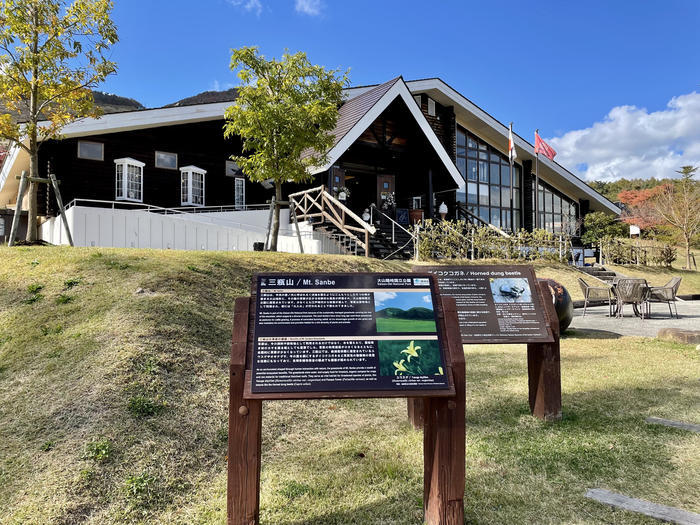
[[369, 204, 419, 260], [288, 185, 375, 257], [455, 202, 511, 238], [168, 203, 270, 214]]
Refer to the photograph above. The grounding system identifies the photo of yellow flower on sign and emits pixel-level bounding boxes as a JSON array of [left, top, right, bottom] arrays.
[[377, 339, 443, 377]]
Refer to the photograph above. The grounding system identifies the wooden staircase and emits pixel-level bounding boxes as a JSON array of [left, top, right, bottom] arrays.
[[289, 186, 375, 257], [288, 187, 418, 259], [578, 264, 621, 283]]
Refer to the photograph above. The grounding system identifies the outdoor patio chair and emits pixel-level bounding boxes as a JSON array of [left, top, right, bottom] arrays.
[[577, 277, 614, 317], [647, 277, 682, 319], [614, 278, 650, 319]]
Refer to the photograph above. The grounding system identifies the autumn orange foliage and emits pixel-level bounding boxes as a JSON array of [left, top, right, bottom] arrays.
[[617, 186, 667, 229]]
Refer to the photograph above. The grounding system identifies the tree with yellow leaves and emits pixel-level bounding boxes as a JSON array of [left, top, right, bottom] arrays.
[[0, 0, 117, 241]]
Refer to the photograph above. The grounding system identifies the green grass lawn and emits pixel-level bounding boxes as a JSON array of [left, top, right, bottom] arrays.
[[0, 246, 698, 524], [375, 317, 437, 333]]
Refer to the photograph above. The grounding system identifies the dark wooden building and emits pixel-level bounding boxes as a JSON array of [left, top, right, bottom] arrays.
[[0, 76, 619, 247]]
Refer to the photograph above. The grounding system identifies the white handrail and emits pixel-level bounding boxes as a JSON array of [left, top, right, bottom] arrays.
[[289, 185, 376, 235], [369, 204, 416, 239], [62, 198, 271, 234]]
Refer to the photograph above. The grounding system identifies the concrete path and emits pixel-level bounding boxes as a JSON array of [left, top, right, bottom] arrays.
[[586, 488, 700, 525], [569, 300, 700, 338], [645, 417, 700, 433]]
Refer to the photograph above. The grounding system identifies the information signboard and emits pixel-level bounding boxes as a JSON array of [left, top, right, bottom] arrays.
[[418, 265, 553, 344], [250, 273, 451, 394]]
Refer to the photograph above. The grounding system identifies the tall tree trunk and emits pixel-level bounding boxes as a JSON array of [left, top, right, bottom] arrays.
[[25, 6, 39, 242], [685, 234, 691, 270], [269, 182, 282, 252], [25, 150, 38, 242]]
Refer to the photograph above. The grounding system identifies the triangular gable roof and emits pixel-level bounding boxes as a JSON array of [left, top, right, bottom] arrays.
[[328, 77, 402, 151], [311, 77, 464, 188]]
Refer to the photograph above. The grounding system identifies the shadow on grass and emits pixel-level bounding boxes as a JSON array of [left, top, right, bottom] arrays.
[[562, 328, 622, 340], [274, 499, 422, 525]]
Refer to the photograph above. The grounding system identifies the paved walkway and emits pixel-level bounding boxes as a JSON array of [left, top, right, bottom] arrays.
[[569, 300, 700, 338]]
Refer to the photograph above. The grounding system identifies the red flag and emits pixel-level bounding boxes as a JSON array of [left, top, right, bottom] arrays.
[[535, 131, 557, 161]]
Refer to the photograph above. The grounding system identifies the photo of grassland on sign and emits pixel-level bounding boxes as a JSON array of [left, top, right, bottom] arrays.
[[374, 291, 437, 333], [378, 339, 444, 377]]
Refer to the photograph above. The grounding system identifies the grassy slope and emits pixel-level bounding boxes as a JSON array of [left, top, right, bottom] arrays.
[[375, 318, 437, 333], [0, 247, 404, 524], [1, 247, 697, 524]]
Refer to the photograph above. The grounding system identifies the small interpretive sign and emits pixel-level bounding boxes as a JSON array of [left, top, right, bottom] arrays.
[[418, 265, 553, 344], [250, 273, 450, 394]]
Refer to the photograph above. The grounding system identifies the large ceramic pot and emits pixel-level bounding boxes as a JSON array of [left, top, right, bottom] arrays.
[[409, 209, 424, 224], [537, 278, 574, 332]]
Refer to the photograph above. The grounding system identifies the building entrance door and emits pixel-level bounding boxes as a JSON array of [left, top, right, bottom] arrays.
[[376, 174, 396, 208], [329, 166, 345, 194]]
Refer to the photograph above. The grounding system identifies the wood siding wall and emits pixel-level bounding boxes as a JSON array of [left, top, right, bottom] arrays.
[[38, 119, 274, 215], [416, 95, 456, 162]]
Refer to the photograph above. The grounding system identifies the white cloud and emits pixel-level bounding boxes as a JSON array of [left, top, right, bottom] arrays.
[[548, 91, 700, 182], [374, 291, 396, 308], [295, 0, 322, 15], [209, 80, 235, 92], [422, 294, 432, 304], [228, 0, 262, 16]]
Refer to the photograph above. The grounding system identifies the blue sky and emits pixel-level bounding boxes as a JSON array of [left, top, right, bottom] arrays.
[[102, 0, 700, 181], [374, 291, 433, 311]]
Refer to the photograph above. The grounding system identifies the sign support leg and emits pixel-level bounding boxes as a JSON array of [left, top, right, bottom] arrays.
[[526, 281, 562, 421], [407, 398, 424, 429], [423, 296, 465, 524], [228, 297, 263, 525]]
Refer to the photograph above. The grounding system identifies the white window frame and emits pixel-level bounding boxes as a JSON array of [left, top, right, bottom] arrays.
[[412, 196, 423, 209], [413, 94, 422, 107], [180, 165, 206, 206], [427, 97, 436, 117], [77, 141, 104, 161], [234, 177, 245, 209], [114, 157, 145, 202], [155, 151, 178, 170]]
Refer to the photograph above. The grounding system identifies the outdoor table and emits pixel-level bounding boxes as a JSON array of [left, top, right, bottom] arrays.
[[610, 279, 650, 319]]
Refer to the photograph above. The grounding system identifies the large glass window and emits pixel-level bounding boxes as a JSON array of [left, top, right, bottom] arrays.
[[467, 182, 477, 204], [456, 126, 522, 231], [467, 159, 477, 181], [114, 158, 144, 202], [531, 179, 579, 234]]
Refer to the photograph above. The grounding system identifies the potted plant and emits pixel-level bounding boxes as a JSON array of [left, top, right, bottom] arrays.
[[381, 191, 396, 211], [337, 185, 350, 201]]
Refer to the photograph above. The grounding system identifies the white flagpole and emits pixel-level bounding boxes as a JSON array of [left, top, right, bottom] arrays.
[[509, 122, 514, 233], [535, 129, 540, 229]]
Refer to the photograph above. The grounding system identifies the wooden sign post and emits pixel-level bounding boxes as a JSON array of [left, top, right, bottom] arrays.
[[227, 273, 465, 524], [527, 280, 561, 421], [411, 265, 562, 422]]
